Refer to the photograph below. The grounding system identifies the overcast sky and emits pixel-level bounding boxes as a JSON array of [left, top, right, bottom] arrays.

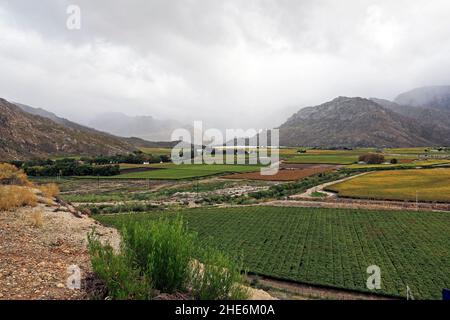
[[1, 0, 450, 130]]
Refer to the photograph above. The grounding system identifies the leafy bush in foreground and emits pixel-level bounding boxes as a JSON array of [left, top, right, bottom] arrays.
[[123, 217, 195, 293], [88, 235, 152, 299], [88, 217, 249, 300]]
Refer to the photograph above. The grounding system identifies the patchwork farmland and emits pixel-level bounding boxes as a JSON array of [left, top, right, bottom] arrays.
[[5, 146, 450, 300], [103, 164, 262, 180], [222, 165, 338, 181]]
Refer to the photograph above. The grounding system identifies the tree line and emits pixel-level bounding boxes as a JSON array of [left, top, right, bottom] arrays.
[[9, 151, 171, 177]]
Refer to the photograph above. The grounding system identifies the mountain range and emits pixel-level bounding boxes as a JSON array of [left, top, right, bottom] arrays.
[[0, 100, 182, 160], [2, 85, 450, 160], [0, 99, 140, 160], [279, 86, 450, 148]]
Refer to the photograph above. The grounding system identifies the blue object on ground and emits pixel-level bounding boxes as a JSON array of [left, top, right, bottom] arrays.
[[443, 289, 450, 300]]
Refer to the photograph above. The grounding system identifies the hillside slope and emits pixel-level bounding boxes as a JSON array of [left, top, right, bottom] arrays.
[[0, 98, 136, 160], [15, 102, 175, 149], [394, 86, 450, 111], [279, 97, 436, 148], [15, 102, 106, 134], [371, 98, 450, 145]]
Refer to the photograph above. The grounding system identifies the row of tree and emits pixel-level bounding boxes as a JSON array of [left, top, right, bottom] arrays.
[[23, 163, 120, 177], [8, 158, 119, 177], [80, 151, 170, 165], [9, 151, 174, 177]]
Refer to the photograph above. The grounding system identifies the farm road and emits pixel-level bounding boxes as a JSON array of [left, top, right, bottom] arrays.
[[291, 172, 370, 199]]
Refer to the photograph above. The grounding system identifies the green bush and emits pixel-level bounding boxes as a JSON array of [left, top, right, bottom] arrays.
[[358, 153, 385, 164], [83, 203, 160, 215], [88, 217, 248, 299], [190, 248, 249, 300], [123, 217, 195, 293], [88, 233, 152, 299]]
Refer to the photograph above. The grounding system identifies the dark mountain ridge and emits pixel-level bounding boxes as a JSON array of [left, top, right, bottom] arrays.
[[0, 98, 137, 160], [279, 96, 447, 148]]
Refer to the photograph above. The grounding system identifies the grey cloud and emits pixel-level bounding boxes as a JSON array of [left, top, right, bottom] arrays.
[[1, 0, 450, 131]]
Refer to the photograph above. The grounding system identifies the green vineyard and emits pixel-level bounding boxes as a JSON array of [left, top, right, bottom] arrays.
[[97, 206, 450, 299]]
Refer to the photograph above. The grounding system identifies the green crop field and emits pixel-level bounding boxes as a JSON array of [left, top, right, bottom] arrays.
[[284, 154, 358, 164], [96, 206, 450, 299], [114, 164, 262, 180], [139, 147, 172, 156], [326, 168, 450, 202]]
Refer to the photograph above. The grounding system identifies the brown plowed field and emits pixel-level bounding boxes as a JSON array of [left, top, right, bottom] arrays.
[[222, 166, 338, 181]]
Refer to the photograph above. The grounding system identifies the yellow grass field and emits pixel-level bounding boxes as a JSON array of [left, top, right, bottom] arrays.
[[326, 168, 450, 202], [346, 159, 450, 169]]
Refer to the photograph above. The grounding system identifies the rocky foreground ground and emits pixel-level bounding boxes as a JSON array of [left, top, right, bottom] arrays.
[[0, 198, 119, 300]]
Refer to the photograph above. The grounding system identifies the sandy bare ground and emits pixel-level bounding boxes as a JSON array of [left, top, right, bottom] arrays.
[[0, 202, 119, 300]]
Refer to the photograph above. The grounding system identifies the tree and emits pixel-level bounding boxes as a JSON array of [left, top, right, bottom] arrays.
[[359, 153, 385, 164]]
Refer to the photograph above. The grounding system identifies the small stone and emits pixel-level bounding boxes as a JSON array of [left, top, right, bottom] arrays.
[[56, 283, 65, 288]]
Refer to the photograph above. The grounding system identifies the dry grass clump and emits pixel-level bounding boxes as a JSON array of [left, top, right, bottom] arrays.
[[0, 185, 37, 211], [38, 183, 60, 198], [29, 210, 44, 228], [0, 163, 60, 211], [0, 163, 30, 186]]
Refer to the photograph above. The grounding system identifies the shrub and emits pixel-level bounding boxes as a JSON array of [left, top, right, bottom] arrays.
[[88, 217, 249, 300], [190, 248, 249, 300], [88, 233, 152, 299], [390, 158, 398, 164], [29, 210, 44, 228], [0, 163, 30, 185], [38, 183, 60, 198], [123, 217, 195, 292], [0, 185, 37, 211], [358, 153, 385, 164], [81, 203, 159, 215]]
